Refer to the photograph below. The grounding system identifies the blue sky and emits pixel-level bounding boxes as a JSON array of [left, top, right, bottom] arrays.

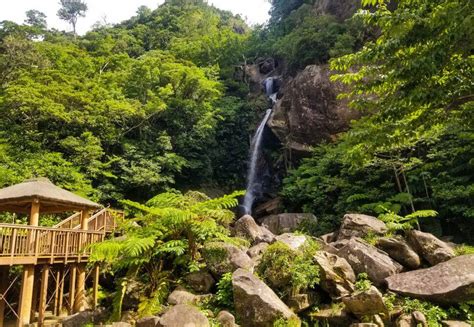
[[0, 0, 271, 34]]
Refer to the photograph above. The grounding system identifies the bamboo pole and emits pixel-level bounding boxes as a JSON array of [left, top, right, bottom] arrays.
[[92, 264, 100, 309], [57, 267, 65, 317], [68, 265, 76, 315], [38, 265, 50, 325], [17, 200, 40, 327], [73, 264, 86, 313], [0, 267, 9, 327]]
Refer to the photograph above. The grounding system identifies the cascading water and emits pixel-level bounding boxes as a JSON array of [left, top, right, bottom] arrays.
[[242, 77, 277, 215], [242, 109, 272, 214]]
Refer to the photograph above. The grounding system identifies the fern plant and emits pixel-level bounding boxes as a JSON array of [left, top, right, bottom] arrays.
[[90, 189, 244, 317], [378, 207, 438, 233]]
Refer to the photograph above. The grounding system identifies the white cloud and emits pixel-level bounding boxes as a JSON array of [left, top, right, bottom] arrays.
[[0, 0, 270, 35]]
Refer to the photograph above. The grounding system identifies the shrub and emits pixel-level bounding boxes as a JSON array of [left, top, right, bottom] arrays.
[[257, 240, 320, 296], [216, 272, 234, 308]]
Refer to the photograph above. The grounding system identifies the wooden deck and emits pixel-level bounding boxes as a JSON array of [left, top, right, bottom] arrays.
[[0, 208, 120, 266]]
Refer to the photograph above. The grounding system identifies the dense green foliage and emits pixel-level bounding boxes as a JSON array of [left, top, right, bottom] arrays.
[[90, 190, 243, 316], [246, 1, 365, 72], [282, 0, 474, 242], [257, 240, 320, 297], [0, 0, 253, 204]]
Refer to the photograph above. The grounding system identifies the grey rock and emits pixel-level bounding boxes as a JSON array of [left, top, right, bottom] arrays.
[[267, 65, 360, 153], [312, 306, 355, 327], [113, 323, 132, 327], [314, 251, 355, 298], [441, 321, 473, 327], [338, 238, 403, 286], [412, 311, 428, 327], [62, 311, 95, 327], [320, 232, 336, 243], [216, 310, 238, 327], [202, 242, 254, 277], [275, 233, 308, 250], [247, 243, 269, 258], [136, 316, 161, 327], [168, 288, 200, 305], [386, 254, 474, 304], [234, 215, 275, 244], [408, 230, 455, 266], [260, 213, 315, 234], [342, 286, 387, 316], [232, 268, 296, 327], [337, 214, 387, 240], [286, 292, 318, 313], [158, 304, 210, 327], [376, 237, 421, 269], [185, 271, 215, 293]]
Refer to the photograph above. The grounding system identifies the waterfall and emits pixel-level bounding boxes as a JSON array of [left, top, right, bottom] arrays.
[[242, 109, 273, 215], [242, 77, 277, 215]]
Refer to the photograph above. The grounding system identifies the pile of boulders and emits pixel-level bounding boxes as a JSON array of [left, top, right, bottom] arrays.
[[65, 213, 473, 327]]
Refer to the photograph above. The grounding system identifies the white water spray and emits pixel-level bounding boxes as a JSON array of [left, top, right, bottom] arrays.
[[242, 109, 273, 215]]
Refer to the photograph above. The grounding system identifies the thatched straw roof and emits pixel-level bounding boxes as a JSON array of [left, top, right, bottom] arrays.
[[0, 178, 101, 213]]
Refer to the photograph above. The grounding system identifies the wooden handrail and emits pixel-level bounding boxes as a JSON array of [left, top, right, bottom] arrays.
[[0, 224, 104, 265], [53, 208, 121, 233]]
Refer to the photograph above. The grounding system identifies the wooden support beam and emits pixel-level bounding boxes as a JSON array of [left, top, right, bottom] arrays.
[[17, 265, 35, 327], [68, 265, 76, 315], [92, 264, 100, 309], [53, 268, 60, 317], [73, 264, 86, 313], [30, 268, 40, 323], [0, 267, 9, 327], [57, 267, 65, 317], [38, 265, 50, 325], [29, 199, 40, 226]]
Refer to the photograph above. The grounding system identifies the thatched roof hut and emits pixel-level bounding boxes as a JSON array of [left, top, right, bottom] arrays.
[[0, 178, 101, 214]]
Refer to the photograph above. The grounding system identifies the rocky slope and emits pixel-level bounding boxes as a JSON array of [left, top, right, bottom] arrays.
[[66, 213, 473, 327]]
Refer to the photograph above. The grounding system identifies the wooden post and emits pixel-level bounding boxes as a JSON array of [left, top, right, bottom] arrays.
[[68, 265, 76, 315], [80, 210, 90, 231], [30, 268, 40, 323], [74, 264, 86, 313], [0, 267, 9, 327], [92, 264, 100, 309], [38, 265, 50, 325], [57, 267, 65, 317], [53, 269, 60, 316], [17, 200, 40, 327], [17, 266, 35, 327]]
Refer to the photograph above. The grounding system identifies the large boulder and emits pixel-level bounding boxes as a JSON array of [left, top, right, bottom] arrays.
[[232, 268, 297, 327], [407, 230, 455, 266], [136, 316, 161, 327], [62, 311, 95, 327], [286, 292, 318, 313], [338, 238, 403, 286], [185, 271, 215, 293], [314, 251, 356, 298], [337, 214, 387, 240], [168, 287, 201, 305], [234, 215, 275, 244], [376, 237, 421, 269], [342, 286, 387, 316], [275, 233, 308, 250], [158, 304, 209, 327], [385, 254, 474, 304], [268, 65, 359, 153], [260, 213, 315, 234], [247, 243, 269, 258], [312, 306, 355, 326], [216, 311, 238, 327], [202, 242, 253, 277]]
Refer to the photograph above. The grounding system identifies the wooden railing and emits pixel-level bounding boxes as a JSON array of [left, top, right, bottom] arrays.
[[54, 208, 122, 232], [0, 224, 104, 265]]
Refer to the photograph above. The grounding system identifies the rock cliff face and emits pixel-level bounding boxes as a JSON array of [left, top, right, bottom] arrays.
[[268, 65, 360, 153]]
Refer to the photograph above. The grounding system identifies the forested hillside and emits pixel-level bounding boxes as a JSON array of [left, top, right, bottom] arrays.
[[0, 0, 473, 326], [0, 0, 254, 204]]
